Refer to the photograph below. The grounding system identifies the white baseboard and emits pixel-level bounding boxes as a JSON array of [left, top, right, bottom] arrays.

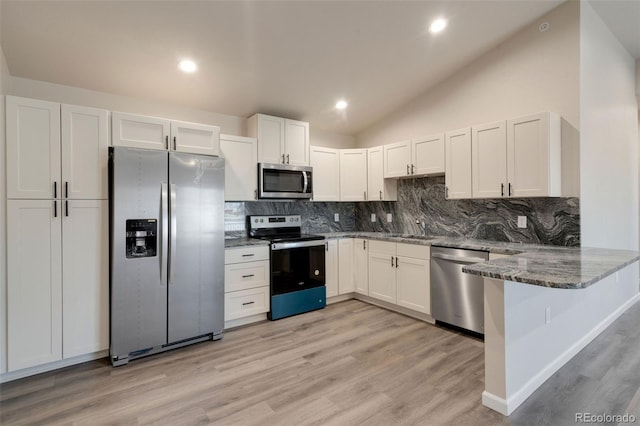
[[327, 294, 354, 304], [482, 391, 509, 415], [224, 313, 268, 330], [0, 351, 108, 383], [493, 292, 640, 416]]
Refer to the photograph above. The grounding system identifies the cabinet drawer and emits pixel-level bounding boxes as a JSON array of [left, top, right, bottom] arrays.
[[225, 260, 269, 292], [225, 286, 270, 321], [396, 243, 430, 260], [225, 246, 269, 264], [368, 240, 396, 255]]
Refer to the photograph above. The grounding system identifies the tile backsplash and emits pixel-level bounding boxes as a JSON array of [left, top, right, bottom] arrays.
[[225, 176, 580, 246]]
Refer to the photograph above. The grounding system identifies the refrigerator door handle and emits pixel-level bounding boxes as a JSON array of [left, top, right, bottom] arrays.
[[169, 183, 177, 285], [161, 183, 169, 286]]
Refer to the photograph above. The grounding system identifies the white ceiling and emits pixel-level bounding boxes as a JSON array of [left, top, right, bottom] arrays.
[[0, 0, 591, 136]]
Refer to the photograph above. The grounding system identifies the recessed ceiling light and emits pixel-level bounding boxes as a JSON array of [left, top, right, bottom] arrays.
[[335, 100, 348, 110], [429, 18, 447, 34], [178, 60, 197, 73]]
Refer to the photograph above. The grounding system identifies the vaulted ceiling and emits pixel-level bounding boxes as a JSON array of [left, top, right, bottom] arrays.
[[2, 1, 636, 135]]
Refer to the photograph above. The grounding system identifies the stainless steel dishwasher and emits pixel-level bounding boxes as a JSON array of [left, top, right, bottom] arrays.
[[430, 246, 489, 335]]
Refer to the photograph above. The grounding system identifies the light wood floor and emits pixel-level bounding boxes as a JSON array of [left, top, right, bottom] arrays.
[[1, 299, 639, 425]]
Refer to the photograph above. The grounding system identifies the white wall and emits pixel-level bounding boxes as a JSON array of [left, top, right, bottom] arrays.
[[8, 76, 246, 136], [310, 128, 355, 149], [356, 1, 579, 148], [580, 2, 639, 251]]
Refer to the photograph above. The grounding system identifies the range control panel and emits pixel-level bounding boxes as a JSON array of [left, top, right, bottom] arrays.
[[249, 215, 301, 230]]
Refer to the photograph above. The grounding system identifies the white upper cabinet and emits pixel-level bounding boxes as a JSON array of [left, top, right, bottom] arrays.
[[170, 120, 220, 156], [383, 140, 412, 178], [413, 133, 445, 176], [112, 112, 170, 151], [383, 135, 444, 178], [368, 146, 397, 201], [7, 97, 108, 200], [250, 113, 284, 164], [61, 104, 109, 200], [248, 113, 309, 166], [339, 149, 368, 201], [6, 96, 61, 199], [310, 146, 340, 201], [113, 112, 220, 156], [285, 119, 310, 166], [445, 127, 472, 199], [507, 112, 562, 197], [472, 121, 507, 199], [220, 134, 258, 201]]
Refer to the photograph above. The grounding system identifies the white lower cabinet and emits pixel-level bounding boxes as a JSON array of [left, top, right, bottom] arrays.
[[224, 246, 270, 324], [325, 239, 339, 298], [7, 199, 108, 372], [367, 240, 430, 313], [353, 239, 369, 295], [395, 244, 430, 314], [338, 239, 354, 294]]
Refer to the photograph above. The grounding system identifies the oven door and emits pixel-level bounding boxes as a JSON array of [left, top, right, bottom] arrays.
[[270, 240, 326, 295]]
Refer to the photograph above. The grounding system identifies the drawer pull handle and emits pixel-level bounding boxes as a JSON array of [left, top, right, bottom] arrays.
[[241, 254, 255, 257], [242, 301, 255, 306], [242, 274, 255, 278]]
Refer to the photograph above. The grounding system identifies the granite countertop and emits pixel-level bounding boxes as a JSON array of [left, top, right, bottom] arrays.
[[224, 237, 269, 248], [319, 232, 640, 290]]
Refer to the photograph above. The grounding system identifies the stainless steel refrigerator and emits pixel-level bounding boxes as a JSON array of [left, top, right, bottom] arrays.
[[108, 146, 224, 366]]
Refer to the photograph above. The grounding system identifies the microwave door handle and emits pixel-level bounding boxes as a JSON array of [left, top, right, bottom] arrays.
[[302, 171, 308, 193]]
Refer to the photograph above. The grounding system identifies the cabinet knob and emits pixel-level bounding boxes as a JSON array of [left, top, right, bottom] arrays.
[[173, 136, 177, 150], [165, 135, 169, 150], [445, 186, 449, 198], [286, 154, 290, 164], [406, 164, 410, 175], [281, 154, 285, 164], [508, 183, 513, 197], [501, 183, 505, 197], [379, 190, 382, 200], [411, 164, 415, 175]]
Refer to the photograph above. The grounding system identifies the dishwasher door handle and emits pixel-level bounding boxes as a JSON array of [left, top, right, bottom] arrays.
[[431, 253, 487, 264]]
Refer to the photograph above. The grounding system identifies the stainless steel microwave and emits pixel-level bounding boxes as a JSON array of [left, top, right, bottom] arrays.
[[258, 163, 313, 199]]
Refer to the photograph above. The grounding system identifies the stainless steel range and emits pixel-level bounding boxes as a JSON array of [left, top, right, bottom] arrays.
[[248, 215, 326, 320]]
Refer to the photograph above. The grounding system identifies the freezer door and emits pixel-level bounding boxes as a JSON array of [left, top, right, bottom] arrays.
[[168, 152, 225, 343], [110, 147, 168, 359]]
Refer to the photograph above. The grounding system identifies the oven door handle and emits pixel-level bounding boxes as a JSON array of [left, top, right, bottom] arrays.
[[271, 240, 326, 251]]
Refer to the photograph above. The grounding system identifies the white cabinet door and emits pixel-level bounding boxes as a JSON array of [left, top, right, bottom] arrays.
[[112, 112, 170, 151], [368, 251, 396, 304], [6, 96, 61, 199], [368, 146, 397, 201], [61, 104, 109, 200], [338, 239, 354, 294], [310, 146, 340, 201], [396, 256, 430, 314], [445, 128, 472, 199], [325, 240, 339, 298], [353, 239, 369, 295], [62, 200, 109, 358], [413, 133, 445, 176], [339, 149, 368, 201], [284, 119, 310, 166], [472, 121, 507, 199], [7, 200, 62, 371], [170, 120, 220, 156], [250, 114, 285, 164], [220, 135, 258, 201], [383, 140, 412, 178], [224, 287, 270, 321], [507, 112, 561, 197]]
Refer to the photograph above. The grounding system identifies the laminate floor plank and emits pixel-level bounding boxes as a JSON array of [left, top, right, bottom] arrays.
[[2, 299, 640, 425]]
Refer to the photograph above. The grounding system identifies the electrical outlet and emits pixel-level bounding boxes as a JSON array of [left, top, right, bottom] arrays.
[[517, 216, 527, 228], [545, 307, 551, 324], [386, 213, 392, 223], [371, 213, 376, 222], [334, 213, 340, 222]]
